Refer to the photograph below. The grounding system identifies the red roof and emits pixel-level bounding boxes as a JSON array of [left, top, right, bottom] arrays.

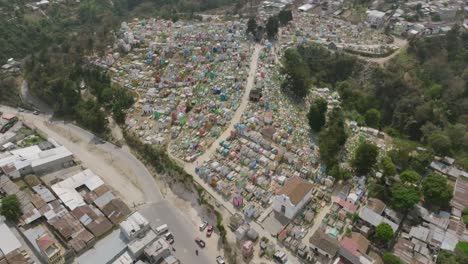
[[37, 234, 55, 251], [340, 237, 359, 256], [335, 198, 358, 214]]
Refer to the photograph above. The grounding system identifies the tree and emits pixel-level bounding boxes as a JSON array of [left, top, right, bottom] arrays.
[[352, 141, 379, 175], [383, 253, 403, 264], [375, 223, 394, 244], [463, 208, 468, 227], [246, 17, 257, 36], [428, 132, 451, 156], [0, 195, 22, 223], [391, 185, 420, 212], [380, 155, 396, 178], [307, 98, 327, 132], [329, 165, 351, 181], [281, 48, 310, 99], [365, 108, 381, 128], [277, 10, 293, 26], [436, 250, 459, 264], [400, 170, 420, 184], [319, 109, 347, 168], [266, 16, 279, 40], [422, 173, 453, 210]]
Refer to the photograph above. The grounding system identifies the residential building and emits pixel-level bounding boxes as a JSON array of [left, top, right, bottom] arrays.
[[36, 233, 65, 264], [309, 230, 339, 260], [339, 232, 376, 264], [72, 204, 113, 238], [367, 10, 386, 28], [120, 212, 150, 241], [0, 222, 22, 258], [143, 237, 177, 264], [273, 176, 314, 219]]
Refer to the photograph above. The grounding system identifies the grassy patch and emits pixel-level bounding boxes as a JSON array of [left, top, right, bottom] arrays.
[[456, 241, 468, 255]]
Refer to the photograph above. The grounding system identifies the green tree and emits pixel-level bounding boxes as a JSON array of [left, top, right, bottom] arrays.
[[0, 195, 22, 223], [281, 48, 310, 99], [266, 16, 279, 39], [375, 223, 394, 244], [436, 250, 459, 264], [400, 170, 420, 184], [380, 155, 396, 178], [247, 17, 257, 36], [391, 185, 420, 212], [428, 132, 451, 156], [352, 141, 379, 175], [307, 98, 328, 132], [462, 208, 468, 227], [329, 165, 352, 181], [422, 173, 453, 210], [319, 109, 347, 168], [277, 10, 293, 25], [365, 108, 381, 128], [383, 253, 403, 264]]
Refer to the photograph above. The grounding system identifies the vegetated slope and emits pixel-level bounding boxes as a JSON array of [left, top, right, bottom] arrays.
[[0, 0, 240, 64], [282, 26, 468, 169]]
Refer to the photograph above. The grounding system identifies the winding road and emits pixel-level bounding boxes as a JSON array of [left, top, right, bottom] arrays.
[[0, 105, 215, 264]]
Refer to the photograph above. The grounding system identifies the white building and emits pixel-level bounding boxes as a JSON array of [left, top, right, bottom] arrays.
[[0, 145, 73, 178], [367, 10, 386, 28], [120, 212, 150, 241], [51, 169, 104, 210], [273, 176, 314, 219]]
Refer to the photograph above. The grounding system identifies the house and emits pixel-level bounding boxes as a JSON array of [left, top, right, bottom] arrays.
[[367, 10, 386, 28], [309, 230, 339, 260], [72, 205, 113, 238], [273, 176, 314, 219], [36, 233, 65, 264], [339, 232, 376, 264], [120, 212, 150, 241], [0, 145, 73, 178], [358, 206, 398, 232], [143, 237, 177, 264], [0, 223, 22, 259]]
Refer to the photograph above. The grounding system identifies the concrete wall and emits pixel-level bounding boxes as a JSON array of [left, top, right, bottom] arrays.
[[273, 190, 312, 219]]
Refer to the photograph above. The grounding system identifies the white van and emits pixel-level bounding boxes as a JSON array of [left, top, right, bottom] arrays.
[[155, 224, 169, 235]]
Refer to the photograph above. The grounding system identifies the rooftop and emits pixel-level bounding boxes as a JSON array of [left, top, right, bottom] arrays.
[[0, 223, 22, 256], [309, 230, 339, 256], [275, 176, 314, 205], [51, 169, 104, 210]]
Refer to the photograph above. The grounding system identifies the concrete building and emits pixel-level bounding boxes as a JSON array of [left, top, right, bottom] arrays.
[[0, 145, 73, 178], [36, 233, 65, 264], [120, 212, 150, 241], [367, 10, 386, 28], [309, 230, 339, 259], [51, 169, 104, 211], [23, 225, 67, 264], [273, 176, 314, 219], [128, 229, 158, 258], [143, 238, 177, 264], [0, 222, 22, 258]]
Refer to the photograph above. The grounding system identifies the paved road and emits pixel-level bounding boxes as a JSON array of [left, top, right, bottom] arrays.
[[178, 44, 304, 263], [0, 105, 216, 264]]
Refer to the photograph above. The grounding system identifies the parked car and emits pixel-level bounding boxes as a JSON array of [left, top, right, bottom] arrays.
[[33, 111, 39, 115], [17, 108, 24, 112], [216, 256, 225, 264], [195, 237, 206, 248], [199, 221, 208, 231], [206, 225, 214, 237]]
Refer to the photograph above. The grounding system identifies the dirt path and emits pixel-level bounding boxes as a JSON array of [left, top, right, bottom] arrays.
[[185, 44, 261, 172]]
